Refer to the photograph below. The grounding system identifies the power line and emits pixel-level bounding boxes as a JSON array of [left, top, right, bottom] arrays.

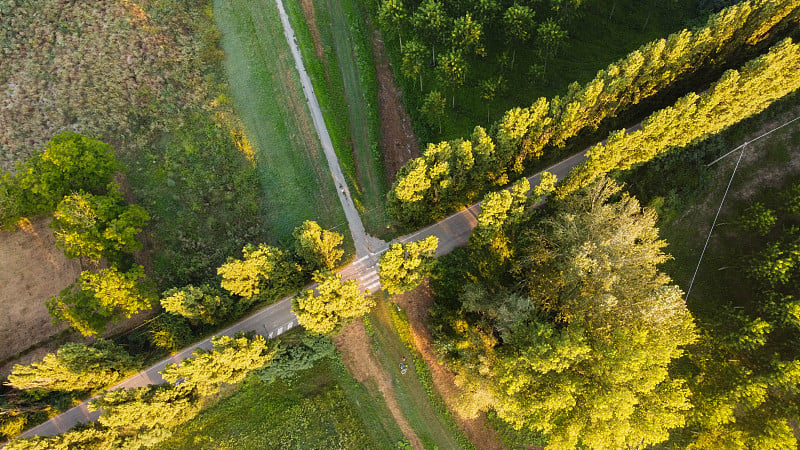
[[707, 114, 800, 166], [685, 142, 748, 301]]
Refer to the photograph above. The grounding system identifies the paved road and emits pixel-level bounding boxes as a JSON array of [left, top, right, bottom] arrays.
[[14, 1, 604, 440], [274, 0, 381, 258]]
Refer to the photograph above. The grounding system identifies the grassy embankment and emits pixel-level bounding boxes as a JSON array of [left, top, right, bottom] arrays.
[[285, 0, 391, 236], [155, 332, 404, 449], [365, 297, 475, 449], [378, 0, 701, 143], [213, 0, 351, 253]]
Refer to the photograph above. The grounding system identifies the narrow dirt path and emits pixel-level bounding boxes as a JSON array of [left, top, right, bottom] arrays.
[[395, 284, 507, 450], [334, 320, 424, 450], [370, 28, 420, 183]]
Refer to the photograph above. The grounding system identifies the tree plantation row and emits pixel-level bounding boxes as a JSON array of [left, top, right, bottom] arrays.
[[387, 0, 800, 226]]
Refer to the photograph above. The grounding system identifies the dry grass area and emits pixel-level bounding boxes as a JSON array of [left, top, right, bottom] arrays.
[[0, 218, 77, 368], [394, 283, 506, 450], [0, 0, 206, 171]]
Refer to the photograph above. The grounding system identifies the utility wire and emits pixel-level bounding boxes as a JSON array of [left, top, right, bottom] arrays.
[[685, 142, 748, 300], [707, 114, 800, 166]]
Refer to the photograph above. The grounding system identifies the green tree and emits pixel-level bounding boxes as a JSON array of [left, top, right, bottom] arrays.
[[412, 0, 449, 64], [148, 314, 194, 352], [536, 18, 568, 73], [91, 384, 200, 433], [47, 265, 153, 337], [738, 202, 777, 236], [0, 132, 120, 228], [420, 90, 447, 133], [292, 220, 344, 272], [293, 272, 374, 335], [450, 13, 484, 57], [503, 3, 535, 67], [51, 187, 149, 264], [6, 339, 137, 392], [379, 236, 439, 295], [401, 40, 428, 91], [160, 284, 234, 326], [437, 50, 467, 108], [379, 0, 408, 48], [161, 334, 276, 396], [217, 243, 302, 303], [435, 180, 696, 449]]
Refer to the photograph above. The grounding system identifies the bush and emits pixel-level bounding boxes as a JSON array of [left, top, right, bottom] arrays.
[[148, 314, 194, 352]]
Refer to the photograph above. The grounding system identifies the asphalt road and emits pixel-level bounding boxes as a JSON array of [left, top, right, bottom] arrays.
[[14, 0, 598, 440]]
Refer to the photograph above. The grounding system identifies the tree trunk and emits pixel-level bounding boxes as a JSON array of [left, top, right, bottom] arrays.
[[609, 1, 616, 20]]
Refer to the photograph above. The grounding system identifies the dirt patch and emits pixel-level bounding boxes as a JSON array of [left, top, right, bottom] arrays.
[[371, 28, 421, 184], [334, 319, 424, 450], [394, 283, 507, 450], [0, 218, 80, 364], [300, 0, 330, 83]]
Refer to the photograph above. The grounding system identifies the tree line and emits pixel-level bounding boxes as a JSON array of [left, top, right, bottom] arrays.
[[387, 0, 800, 226]]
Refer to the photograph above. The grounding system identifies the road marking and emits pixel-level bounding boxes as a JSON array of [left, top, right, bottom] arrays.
[[286, 321, 293, 330], [277, 326, 284, 335]]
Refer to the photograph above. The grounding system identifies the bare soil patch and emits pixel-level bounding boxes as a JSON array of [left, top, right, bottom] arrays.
[[371, 29, 421, 183], [299, 0, 330, 82], [334, 319, 424, 449], [394, 283, 507, 450], [0, 218, 79, 364]]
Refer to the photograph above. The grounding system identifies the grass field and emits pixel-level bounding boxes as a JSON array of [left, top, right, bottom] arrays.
[[618, 91, 800, 317], [285, 0, 391, 236], [365, 298, 474, 449], [213, 0, 351, 250], [154, 355, 403, 449], [381, 0, 701, 143]]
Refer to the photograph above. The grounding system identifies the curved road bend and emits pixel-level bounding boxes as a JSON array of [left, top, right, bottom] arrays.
[[15, 0, 639, 439]]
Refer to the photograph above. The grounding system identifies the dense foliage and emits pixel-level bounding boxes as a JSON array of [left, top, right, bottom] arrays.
[[432, 180, 696, 448], [559, 37, 800, 195], [47, 266, 155, 337], [292, 220, 345, 272], [379, 236, 439, 295], [292, 273, 374, 335], [6, 340, 138, 392], [0, 132, 120, 229], [51, 188, 149, 264], [160, 285, 235, 326], [217, 243, 303, 304], [387, 0, 800, 226]]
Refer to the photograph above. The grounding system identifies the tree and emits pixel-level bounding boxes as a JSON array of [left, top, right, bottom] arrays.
[[292, 220, 344, 272], [0, 132, 120, 228], [401, 40, 428, 91], [160, 284, 234, 326], [47, 265, 153, 337], [480, 76, 505, 123], [292, 272, 374, 335], [217, 243, 302, 303], [160, 334, 276, 396], [503, 3, 535, 67], [51, 186, 149, 264], [420, 90, 446, 133], [379, 236, 439, 295], [379, 0, 408, 48], [434, 179, 696, 449], [450, 13, 484, 57], [91, 384, 200, 433], [536, 18, 568, 73], [437, 50, 467, 108], [412, 0, 449, 64], [6, 339, 137, 392]]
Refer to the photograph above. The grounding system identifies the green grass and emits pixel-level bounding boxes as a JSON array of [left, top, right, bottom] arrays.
[[380, 0, 701, 143], [213, 0, 351, 250], [284, 0, 391, 237], [617, 91, 800, 319], [365, 297, 474, 449], [154, 356, 402, 449]]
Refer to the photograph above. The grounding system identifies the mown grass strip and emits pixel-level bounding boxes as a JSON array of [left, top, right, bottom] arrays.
[[213, 0, 350, 249], [365, 298, 475, 449], [284, 0, 390, 236]]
